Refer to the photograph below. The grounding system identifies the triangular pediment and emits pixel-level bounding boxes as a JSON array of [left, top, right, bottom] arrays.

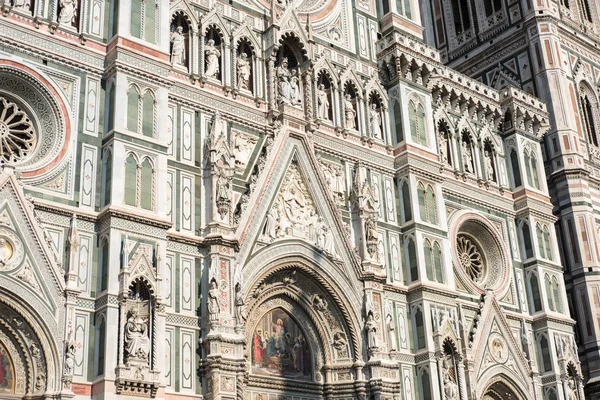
[[235, 131, 362, 284], [0, 170, 64, 317], [471, 295, 531, 392]]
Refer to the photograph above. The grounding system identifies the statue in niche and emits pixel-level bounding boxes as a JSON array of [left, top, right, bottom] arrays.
[[236, 53, 251, 90], [461, 140, 473, 173], [234, 283, 246, 324], [317, 84, 329, 120], [205, 39, 221, 79], [567, 377, 578, 400], [12, 0, 31, 10], [124, 309, 150, 363], [333, 332, 347, 350], [485, 150, 495, 181], [386, 313, 397, 351], [232, 133, 254, 169], [364, 216, 378, 247], [439, 134, 448, 164], [215, 169, 232, 218], [208, 279, 220, 323], [369, 103, 382, 139], [365, 311, 377, 349], [344, 95, 356, 129], [277, 58, 292, 104], [442, 357, 458, 400], [289, 69, 302, 105], [170, 26, 186, 67], [58, 0, 77, 25]]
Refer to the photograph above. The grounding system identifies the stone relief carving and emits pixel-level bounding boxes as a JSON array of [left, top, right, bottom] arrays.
[[313, 294, 327, 312], [236, 53, 251, 90], [124, 309, 150, 364], [11, 0, 31, 11], [208, 278, 221, 323], [365, 311, 377, 350], [235, 282, 246, 324], [276, 58, 302, 106], [344, 95, 356, 129], [231, 131, 257, 171], [16, 261, 38, 289]]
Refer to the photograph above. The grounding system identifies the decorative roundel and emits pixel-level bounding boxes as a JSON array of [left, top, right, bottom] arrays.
[[0, 62, 70, 177], [449, 211, 511, 298], [0, 97, 36, 164], [0, 229, 25, 272]]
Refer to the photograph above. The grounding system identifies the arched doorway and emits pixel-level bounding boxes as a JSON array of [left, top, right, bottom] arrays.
[[482, 377, 526, 400]]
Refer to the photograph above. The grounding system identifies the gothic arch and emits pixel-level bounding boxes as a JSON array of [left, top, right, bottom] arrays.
[[242, 243, 363, 363], [480, 373, 530, 400]]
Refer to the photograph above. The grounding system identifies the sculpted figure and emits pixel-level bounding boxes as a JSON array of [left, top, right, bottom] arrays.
[[58, 0, 77, 25], [364, 217, 378, 242], [0, 239, 11, 265], [461, 140, 472, 173], [12, 0, 31, 10], [443, 374, 459, 400], [317, 84, 329, 120], [205, 39, 221, 79], [63, 333, 76, 375], [208, 279, 220, 322], [263, 208, 279, 239], [124, 310, 150, 362], [365, 312, 377, 349], [289, 69, 302, 105], [369, 103, 382, 139], [234, 283, 246, 324], [386, 313, 397, 351], [277, 58, 292, 104], [170, 26, 186, 67], [344, 95, 356, 129], [439, 134, 448, 164], [485, 150, 495, 181], [236, 52, 251, 90]]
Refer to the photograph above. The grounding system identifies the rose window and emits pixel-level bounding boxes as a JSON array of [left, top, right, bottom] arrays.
[[0, 97, 35, 164], [456, 235, 484, 283]]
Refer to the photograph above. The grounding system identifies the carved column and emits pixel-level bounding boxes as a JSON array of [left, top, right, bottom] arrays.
[[268, 56, 276, 111], [450, 132, 459, 172], [332, 85, 341, 127], [473, 143, 483, 179], [382, 106, 391, 144], [457, 355, 467, 400], [303, 68, 313, 121], [199, 34, 206, 77], [223, 42, 231, 89], [232, 45, 238, 90], [191, 29, 199, 76]]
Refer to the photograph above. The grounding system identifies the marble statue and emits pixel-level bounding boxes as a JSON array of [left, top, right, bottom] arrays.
[[317, 84, 329, 120], [237, 52, 251, 90], [277, 58, 292, 104], [344, 95, 356, 129], [366, 312, 377, 349], [234, 283, 246, 324], [439, 134, 448, 164], [386, 313, 397, 351], [205, 39, 221, 79], [170, 26, 186, 67], [485, 150, 495, 181], [12, 0, 31, 10], [369, 103, 382, 139], [462, 140, 472, 173], [208, 279, 221, 322], [289, 69, 302, 105], [124, 310, 150, 362], [63, 332, 76, 375], [58, 0, 77, 25]]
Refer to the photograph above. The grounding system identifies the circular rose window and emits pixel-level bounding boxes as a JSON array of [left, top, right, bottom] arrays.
[[0, 97, 36, 164], [450, 211, 511, 297]]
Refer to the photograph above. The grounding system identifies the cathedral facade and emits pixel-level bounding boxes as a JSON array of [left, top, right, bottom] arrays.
[[0, 0, 584, 399], [419, 0, 600, 397]]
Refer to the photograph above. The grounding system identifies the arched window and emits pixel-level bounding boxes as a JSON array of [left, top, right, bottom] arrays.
[[530, 154, 540, 189], [124, 154, 138, 206], [539, 335, 552, 372], [127, 88, 139, 132], [420, 368, 432, 400], [552, 276, 562, 313], [547, 389, 558, 400], [510, 149, 522, 188], [529, 273, 542, 312], [407, 238, 418, 282], [579, 86, 599, 146], [521, 222, 534, 259], [536, 224, 545, 258], [409, 100, 427, 146], [99, 239, 109, 292], [105, 82, 115, 132], [394, 101, 403, 143], [424, 239, 433, 281], [545, 274, 555, 312], [400, 181, 412, 222], [581, 0, 593, 22], [131, 0, 156, 42], [140, 159, 153, 210], [102, 150, 112, 207], [396, 0, 412, 18], [450, 0, 471, 34], [543, 226, 553, 260], [418, 183, 426, 221], [96, 316, 106, 376], [433, 242, 443, 283], [426, 185, 437, 225], [316, 72, 333, 122], [142, 91, 155, 137], [415, 308, 425, 350], [483, 0, 502, 16]]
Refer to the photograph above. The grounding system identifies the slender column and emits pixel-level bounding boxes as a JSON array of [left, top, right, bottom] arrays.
[[191, 30, 199, 75], [268, 56, 276, 110], [457, 356, 467, 400], [223, 43, 231, 87], [232, 46, 238, 89], [382, 106, 390, 144], [199, 34, 205, 76]]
